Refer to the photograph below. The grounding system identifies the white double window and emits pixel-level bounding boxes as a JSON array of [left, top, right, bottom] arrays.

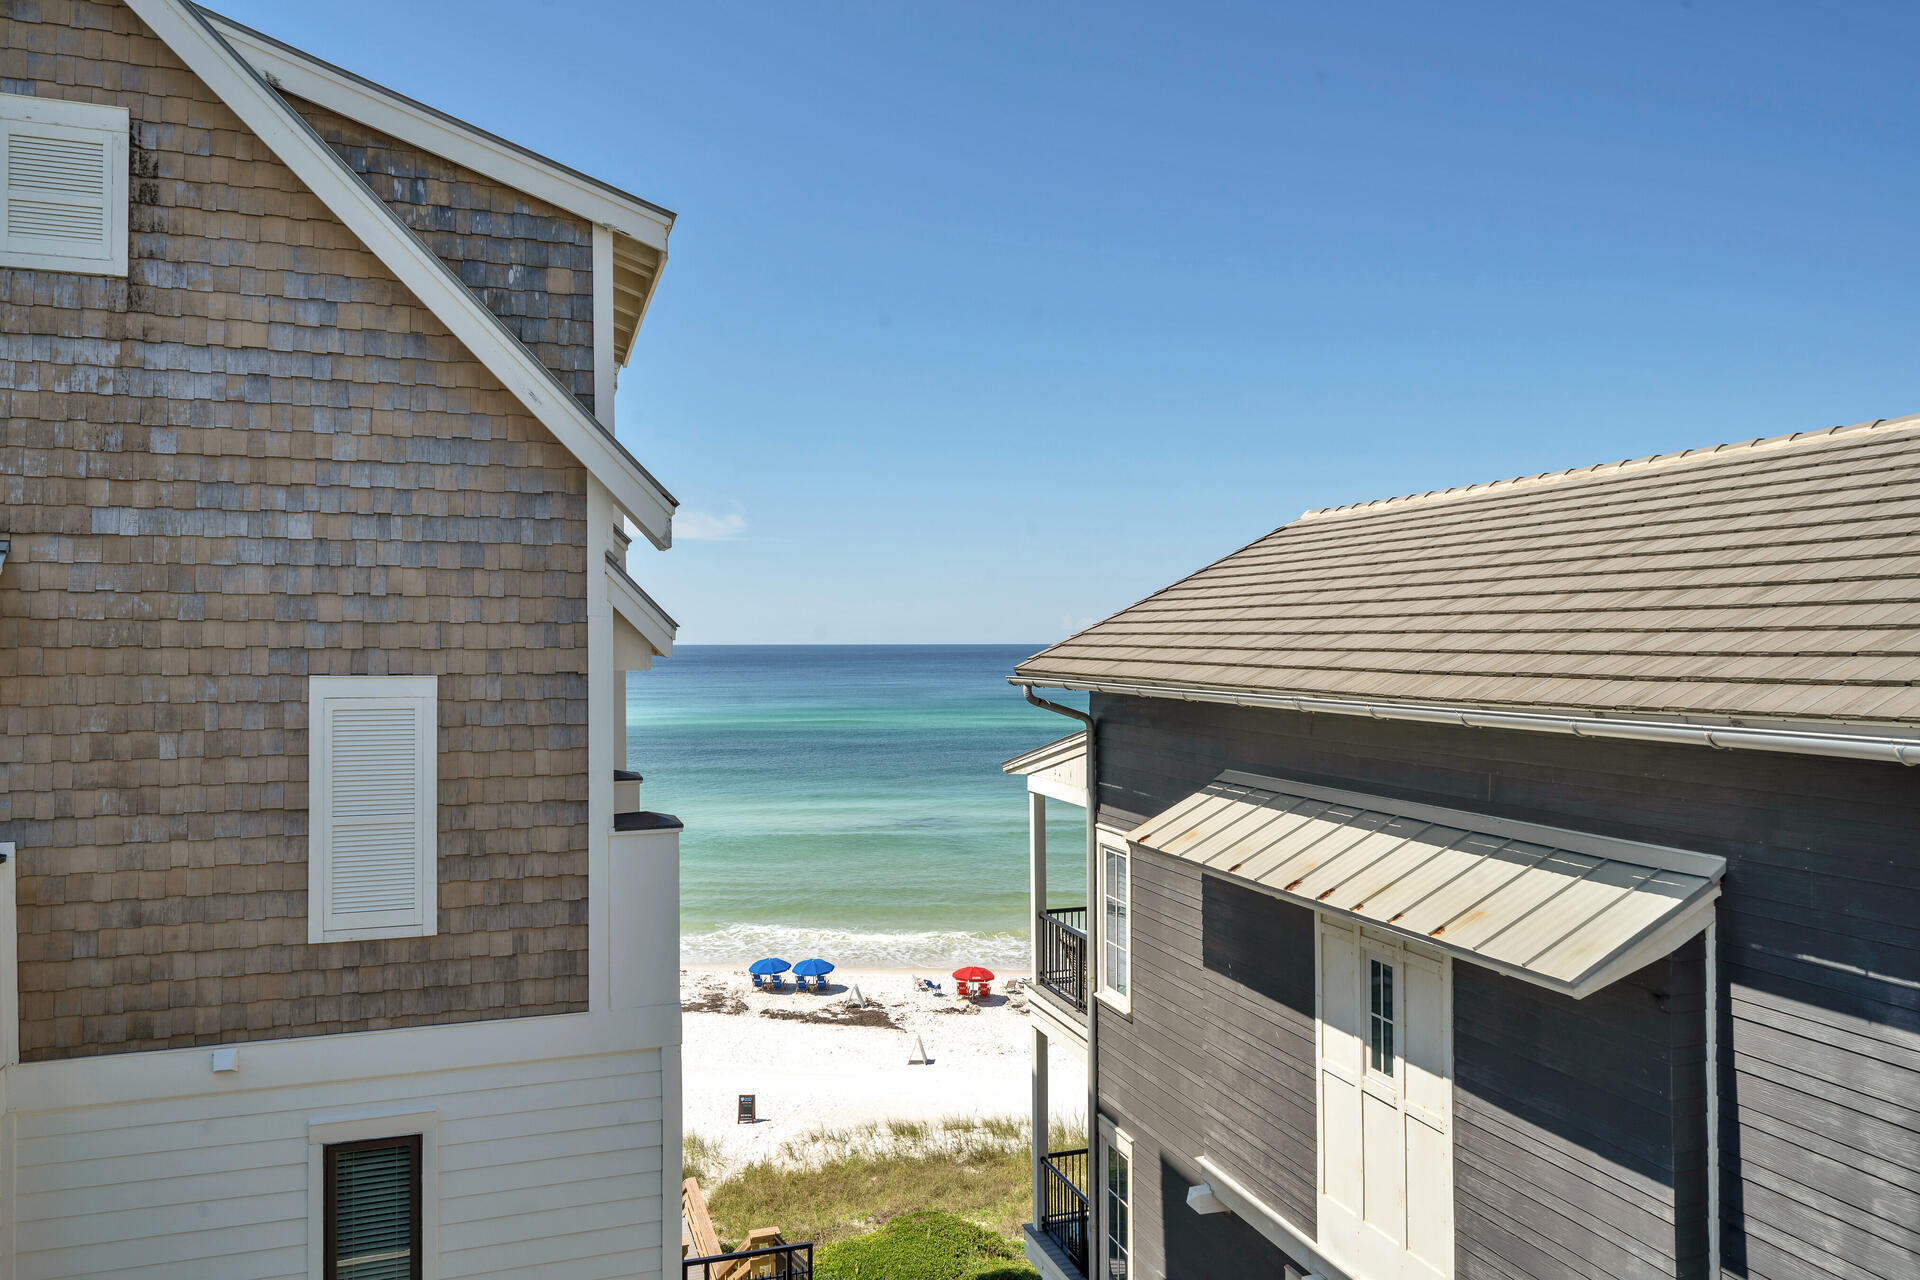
[[0, 93, 129, 276], [308, 676, 438, 943], [1099, 839, 1131, 1011]]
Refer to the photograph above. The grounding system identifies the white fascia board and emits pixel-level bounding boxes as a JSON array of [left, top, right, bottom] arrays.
[[606, 557, 676, 659], [200, 8, 673, 253], [134, 0, 676, 548]]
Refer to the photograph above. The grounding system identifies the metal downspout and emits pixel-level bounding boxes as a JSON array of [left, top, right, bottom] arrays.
[[1021, 687, 1098, 1254]]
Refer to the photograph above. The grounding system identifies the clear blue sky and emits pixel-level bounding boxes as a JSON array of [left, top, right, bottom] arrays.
[[223, 0, 1920, 644]]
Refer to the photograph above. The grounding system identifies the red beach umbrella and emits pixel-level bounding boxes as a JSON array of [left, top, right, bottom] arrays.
[[952, 966, 995, 983]]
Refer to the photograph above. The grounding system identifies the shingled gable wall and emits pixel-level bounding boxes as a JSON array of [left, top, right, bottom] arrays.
[[0, 0, 593, 1061], [288, 97, 599, 419]]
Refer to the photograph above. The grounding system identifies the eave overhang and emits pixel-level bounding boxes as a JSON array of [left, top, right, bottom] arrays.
[[1010, 674, 1920, 768]]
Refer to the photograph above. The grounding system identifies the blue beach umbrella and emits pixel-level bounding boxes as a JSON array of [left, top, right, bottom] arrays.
[[748, 957, 791, 976], [792, 958, 834, 978]]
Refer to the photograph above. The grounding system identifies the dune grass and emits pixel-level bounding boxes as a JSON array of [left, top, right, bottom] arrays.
[[689, 1116, 1080, 1255]]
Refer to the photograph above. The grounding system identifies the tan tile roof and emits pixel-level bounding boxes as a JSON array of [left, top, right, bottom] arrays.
[[1016, 414, 1920, 726]]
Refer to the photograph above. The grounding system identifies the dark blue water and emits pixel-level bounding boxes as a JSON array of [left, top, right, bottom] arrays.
[[625, 645, 1087, 967]]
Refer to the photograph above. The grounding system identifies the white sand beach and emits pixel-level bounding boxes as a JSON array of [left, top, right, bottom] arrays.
[[681, 965, 1086, 1171]]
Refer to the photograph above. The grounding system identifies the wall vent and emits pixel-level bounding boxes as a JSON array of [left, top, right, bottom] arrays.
[[0, 93, 129, 276]]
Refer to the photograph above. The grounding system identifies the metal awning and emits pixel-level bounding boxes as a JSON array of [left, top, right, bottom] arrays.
[[1129, 771, 1724, 998]]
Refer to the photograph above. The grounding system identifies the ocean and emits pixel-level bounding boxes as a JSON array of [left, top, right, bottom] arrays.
[[624, 645, 1089, 970]]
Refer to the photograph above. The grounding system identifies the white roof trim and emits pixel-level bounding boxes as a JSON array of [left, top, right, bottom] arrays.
[[606, 555, 676, 659], [1130, 770, 1724, 998], [1000, 731, 1086, 776], [131, 0, 677, 548], [200, 7, 673, 252], [1001, 732, 1088, 806]]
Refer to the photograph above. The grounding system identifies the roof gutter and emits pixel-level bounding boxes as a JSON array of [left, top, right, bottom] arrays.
[[1009, 676, 1920, 768]]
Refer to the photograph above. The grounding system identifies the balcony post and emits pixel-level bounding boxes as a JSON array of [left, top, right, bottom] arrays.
[[1029, 791, 1047, 977], [1031, 1023, 1049, 1234]]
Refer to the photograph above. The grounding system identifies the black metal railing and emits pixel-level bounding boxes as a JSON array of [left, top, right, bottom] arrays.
[[1038, 907, 1089, 1012], [1041, 1148, 1090, 1275], [683, 1241, 813, 1280]]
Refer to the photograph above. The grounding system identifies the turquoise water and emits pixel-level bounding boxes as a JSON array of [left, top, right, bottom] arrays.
[[624, 645, 1088, 969]]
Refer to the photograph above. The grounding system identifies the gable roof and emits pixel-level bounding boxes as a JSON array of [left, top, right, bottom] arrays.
[[1016, 413, 1920, 731], [198, 6, 672, 369], [130, 0, 677, 546]]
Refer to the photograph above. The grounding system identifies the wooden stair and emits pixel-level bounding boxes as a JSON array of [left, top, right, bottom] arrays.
[[682, 1177, 785, 1278]]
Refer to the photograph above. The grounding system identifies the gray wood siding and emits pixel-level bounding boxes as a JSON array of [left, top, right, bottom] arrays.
[[1158, 1150, 1306, 1280], [1093, 692, 1920, 1280], [1453, 942, 1706, 1280], [1096, 852, 1317, 1279]]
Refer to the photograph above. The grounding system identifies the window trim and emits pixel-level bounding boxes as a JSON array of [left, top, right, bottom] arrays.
[[0, 92, 130, 276], [1098, 1116, 1134, 1280], [308, 1108, 438, 1280], [308, 675, 439, 944], [1096, 837, 1132, 1015]]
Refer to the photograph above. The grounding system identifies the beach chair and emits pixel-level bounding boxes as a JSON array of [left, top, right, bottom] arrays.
[[956, 979, 972, 999], [976, 981, 991, 1000], [752, 973, 765, 990], [814, 975, 830, 993]]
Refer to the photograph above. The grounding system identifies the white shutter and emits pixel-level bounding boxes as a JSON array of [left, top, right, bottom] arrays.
[[0, 94, 129, 275], [310, 677, 438, 943]]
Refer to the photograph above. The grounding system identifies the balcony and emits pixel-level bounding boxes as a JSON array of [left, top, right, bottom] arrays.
[[1037, 906, 1089, 1013], [1038, 1148, 1090, 1276]]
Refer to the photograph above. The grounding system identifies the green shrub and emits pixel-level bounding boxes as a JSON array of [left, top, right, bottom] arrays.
[[814, 1210, 1037, 1280]]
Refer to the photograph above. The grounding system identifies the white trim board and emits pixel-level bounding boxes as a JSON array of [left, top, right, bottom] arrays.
[[201, 9, 673, 251], [606, 556, 676, 661], [0, 843, 17, 1069], [1195, 1155, 1350, 1280], [127, 0, 678, 548], [4, 1004, 676, 1113]]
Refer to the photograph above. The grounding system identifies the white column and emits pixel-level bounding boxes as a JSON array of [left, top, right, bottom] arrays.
[[1032, 1023, 1050, 1230], [1029, 791, 1047, 978]]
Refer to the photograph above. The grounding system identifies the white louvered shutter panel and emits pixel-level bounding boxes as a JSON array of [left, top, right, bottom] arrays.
[[0, 94, 129, 275], [310, 678, 437, 942]]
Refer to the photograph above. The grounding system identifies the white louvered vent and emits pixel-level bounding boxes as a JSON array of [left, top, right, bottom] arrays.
[[310, 677, 438, 943], [0, 94, 128, 275], [327, 706, 421, 915]]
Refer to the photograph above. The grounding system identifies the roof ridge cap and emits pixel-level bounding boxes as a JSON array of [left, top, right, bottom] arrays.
[[1297, 412, 1920, 524]]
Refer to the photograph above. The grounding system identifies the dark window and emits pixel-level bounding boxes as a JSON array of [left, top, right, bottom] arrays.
[[325, 1135, 422, 1280], [1369, 957, 1395, 1076]]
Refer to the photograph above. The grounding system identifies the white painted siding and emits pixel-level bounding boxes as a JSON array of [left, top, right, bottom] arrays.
[[10, 1048, 663, 1280]]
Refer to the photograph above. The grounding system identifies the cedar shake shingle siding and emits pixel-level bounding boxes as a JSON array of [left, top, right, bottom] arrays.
[[0, 0, 591, 1061], [289, 98, 599, 418]]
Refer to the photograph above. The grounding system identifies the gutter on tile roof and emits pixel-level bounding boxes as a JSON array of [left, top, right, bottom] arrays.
[[1008, 676, 1920, 767]]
